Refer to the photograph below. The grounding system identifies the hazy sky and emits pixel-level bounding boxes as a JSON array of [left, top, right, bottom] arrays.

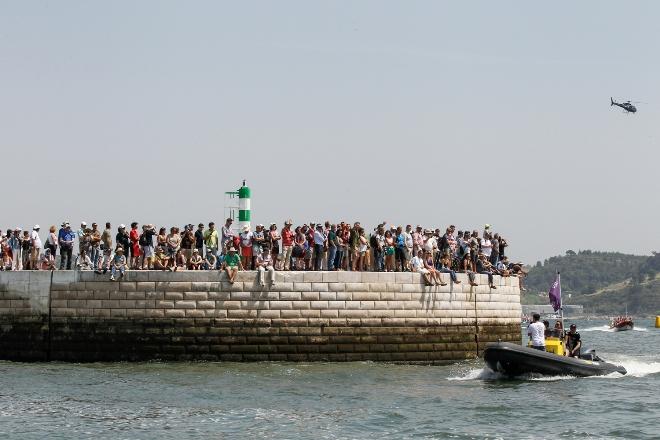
[[1, 1, 659, 263]]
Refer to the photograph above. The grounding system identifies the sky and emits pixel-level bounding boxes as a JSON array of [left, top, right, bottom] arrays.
[[1, 1, 659, 263]]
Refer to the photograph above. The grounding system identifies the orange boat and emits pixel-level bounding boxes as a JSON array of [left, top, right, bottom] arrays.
[[610, 315, 634, 331]]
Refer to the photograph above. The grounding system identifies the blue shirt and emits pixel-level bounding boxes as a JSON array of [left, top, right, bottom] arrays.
[[58, 228, 75, 243]]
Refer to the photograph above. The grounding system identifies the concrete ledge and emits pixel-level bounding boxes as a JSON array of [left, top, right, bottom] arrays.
[[0, 270, 521, 362]]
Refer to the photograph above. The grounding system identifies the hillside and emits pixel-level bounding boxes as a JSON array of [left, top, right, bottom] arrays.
[[523, 250, 660, 315]]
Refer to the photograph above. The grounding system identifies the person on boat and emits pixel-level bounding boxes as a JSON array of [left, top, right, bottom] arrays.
[[565, 324, 581, 358], [553, 320, 564, 338], [543, 320, 551, 337], [527, 313, 545, 351]]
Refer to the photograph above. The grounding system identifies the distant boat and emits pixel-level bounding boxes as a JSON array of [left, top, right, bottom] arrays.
[[610, 316, 634, 331], [610, 305, 634, 331]]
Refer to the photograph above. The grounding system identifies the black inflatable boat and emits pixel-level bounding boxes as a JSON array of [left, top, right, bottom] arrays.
[[483, 341, 627, 377]]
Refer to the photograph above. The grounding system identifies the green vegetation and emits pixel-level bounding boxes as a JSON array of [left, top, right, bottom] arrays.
[[524, 250, 660, 315]]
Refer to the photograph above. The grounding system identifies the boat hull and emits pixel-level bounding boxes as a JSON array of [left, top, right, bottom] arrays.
[[483, 342, 627, 377], [611, 324, 633, 331]]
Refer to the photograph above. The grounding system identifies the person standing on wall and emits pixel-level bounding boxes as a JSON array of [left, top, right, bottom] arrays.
[[58, 223, 75, 270], [30, 225, 42, 270]]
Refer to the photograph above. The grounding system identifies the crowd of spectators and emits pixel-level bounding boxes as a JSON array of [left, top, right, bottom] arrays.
[[0, 220, 526, 288]]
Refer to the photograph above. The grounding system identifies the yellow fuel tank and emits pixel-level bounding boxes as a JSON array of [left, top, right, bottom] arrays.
[[544, 337, 565, 356], [526, 336, 565, 356]]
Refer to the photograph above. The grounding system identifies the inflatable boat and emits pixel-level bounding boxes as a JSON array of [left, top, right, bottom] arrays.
[[483, 341, 627, 378]]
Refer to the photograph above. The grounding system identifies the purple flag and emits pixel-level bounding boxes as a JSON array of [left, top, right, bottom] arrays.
[[548, 274, 561, 312]]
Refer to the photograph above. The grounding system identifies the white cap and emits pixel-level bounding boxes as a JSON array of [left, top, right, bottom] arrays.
[[34, 225, 40, 230], [119, 224, 126, 229], [81, 221, 87, 226], [15, 227, 22, 231]]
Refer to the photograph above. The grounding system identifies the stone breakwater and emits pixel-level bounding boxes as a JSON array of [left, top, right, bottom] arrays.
[[0, 271, 521, 363]]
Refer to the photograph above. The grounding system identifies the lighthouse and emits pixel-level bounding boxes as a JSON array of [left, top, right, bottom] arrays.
[[238, 180, 251, 232]]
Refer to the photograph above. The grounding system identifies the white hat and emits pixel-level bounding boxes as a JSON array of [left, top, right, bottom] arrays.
[[119, 224, 126, 229], [34, 225, 40, 230], [15, 227, 22, 231], [242, 225, 250, 231], [81, 221, 87, 226]]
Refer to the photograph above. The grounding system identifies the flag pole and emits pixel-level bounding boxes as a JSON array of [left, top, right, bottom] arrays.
[[558, 271, 565, 334]]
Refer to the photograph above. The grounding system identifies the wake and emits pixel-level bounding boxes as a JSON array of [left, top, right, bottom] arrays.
[[582, 325, 648, 332], [448, 355, 660, 381]]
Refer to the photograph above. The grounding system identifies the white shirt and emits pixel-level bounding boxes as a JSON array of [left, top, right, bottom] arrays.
[[403, 232, 413, 249], [257, 254, 273, 267], [240, 232, 253, 247], [527, 322, 545, 347], [480, 238, 492, 257], [411, 256, 424, 271], [314, 230, 326, 246], [31, 230, 42, 249], [424, 237, 437, 252]]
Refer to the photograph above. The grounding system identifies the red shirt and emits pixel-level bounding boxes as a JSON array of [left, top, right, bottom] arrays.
[[282, 228, 294, 246]]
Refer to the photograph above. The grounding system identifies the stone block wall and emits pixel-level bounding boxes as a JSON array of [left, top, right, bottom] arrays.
[[0, 270, 521, 362]]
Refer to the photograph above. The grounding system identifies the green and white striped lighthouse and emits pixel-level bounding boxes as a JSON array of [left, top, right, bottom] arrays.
[[238, 180, 251, 232]]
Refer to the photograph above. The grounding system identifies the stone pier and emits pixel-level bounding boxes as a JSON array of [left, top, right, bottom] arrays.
[[0, 270, 521, 363]]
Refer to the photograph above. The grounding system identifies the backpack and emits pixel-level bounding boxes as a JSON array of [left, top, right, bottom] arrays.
[[139, 233, 149, 246]]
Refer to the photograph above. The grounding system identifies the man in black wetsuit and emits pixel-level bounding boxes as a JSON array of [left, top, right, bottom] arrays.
[[565, 324, 582, 357]]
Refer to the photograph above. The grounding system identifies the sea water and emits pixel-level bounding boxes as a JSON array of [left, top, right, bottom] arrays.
[[1, 319, 659, 439]]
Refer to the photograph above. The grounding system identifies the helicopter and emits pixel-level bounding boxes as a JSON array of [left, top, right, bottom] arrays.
[[610, 97, 637, 113]]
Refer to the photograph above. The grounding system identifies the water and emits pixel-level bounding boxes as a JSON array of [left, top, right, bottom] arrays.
[[1, 319, 659, 439]]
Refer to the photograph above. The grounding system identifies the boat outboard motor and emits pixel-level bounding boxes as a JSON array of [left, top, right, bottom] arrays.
[[579, 348, 602, 362]]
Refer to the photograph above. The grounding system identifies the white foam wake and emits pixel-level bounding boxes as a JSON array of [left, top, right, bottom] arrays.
[[447, 356, 660, 381], [447, 368, 503, 381], [582, 325, 614, 332], [604, 355, 660, 378], [582, 325, 649, 332]]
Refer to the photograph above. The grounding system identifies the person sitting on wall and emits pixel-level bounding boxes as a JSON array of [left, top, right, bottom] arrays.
[[75, 248, 93, 271], [255, 249, 275, 287], [39, 248, 56, 271], [110, 247, 127, 281], [223, 247, 242, 284], [204, 250, 217, 270], [153, 246, 171, 271], [95, 247, 112, 274], [424, 250, 446, 286], [411, 250, 433, 286], [527, 313, 545, 351], [460, 252, 478, 287], [174, 249, 187, 271], [438, 253, 461, 284], [565, 324, 582, 358], [189, 249, 203, 270]]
